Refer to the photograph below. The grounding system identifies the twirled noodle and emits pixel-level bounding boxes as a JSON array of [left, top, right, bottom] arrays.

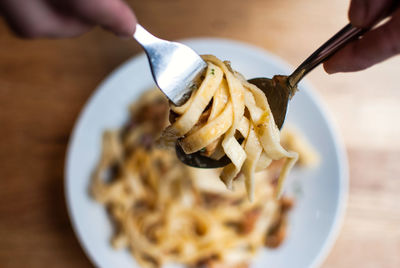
[[91, 91, 318, 268], [91, 91, 300, 268], [159, 55, 298, 200]]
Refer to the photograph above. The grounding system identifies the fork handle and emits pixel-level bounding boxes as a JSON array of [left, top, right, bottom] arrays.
[[287, 24, 365, 88], [133, 24, 161, 46], [288, 0, 400, 89]]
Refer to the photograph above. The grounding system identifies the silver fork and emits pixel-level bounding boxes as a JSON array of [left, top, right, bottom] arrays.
[[133, 24, 207, 106]]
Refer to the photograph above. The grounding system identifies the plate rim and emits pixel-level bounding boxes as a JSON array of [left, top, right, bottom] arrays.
[[64, 37, 349, 268]]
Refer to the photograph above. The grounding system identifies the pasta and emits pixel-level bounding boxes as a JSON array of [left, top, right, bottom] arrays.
[[90, 90, 319, 268], [159, 55, 298, 200]]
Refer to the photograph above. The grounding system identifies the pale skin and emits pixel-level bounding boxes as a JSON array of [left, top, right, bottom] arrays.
[[0, 0, 399, 73], [0, 0, 137, 38]]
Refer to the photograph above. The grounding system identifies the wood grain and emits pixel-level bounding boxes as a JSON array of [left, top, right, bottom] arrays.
[[1, 0, 399, 267]]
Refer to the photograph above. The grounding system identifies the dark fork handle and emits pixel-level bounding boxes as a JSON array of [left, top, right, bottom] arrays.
[[287, 24, 365, 88], [288, 0, 400, 89]]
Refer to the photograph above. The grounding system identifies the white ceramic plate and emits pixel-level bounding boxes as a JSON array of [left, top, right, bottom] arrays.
[[65, 38, 348, 268]]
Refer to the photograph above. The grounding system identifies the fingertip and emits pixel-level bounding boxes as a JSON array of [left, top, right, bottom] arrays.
[[322, 44, 359, 74], [106, 20, 135, 38], [113, 3, 136, 37], [322, 61, 337, 74]]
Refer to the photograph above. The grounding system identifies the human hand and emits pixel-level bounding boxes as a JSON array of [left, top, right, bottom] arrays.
[[324, 0, 400, 73], [0, 0, 136, 38]]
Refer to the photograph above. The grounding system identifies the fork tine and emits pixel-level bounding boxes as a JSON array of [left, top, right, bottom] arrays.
[[134, 24, 207, 106]]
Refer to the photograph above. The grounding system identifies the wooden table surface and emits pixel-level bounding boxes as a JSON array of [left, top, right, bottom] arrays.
[[1, 0, 399, 267]]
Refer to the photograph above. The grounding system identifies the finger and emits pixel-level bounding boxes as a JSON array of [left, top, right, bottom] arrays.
[[64, 0, 136, 37], [1, 0, 92, 38], [348, 0, 395, 27], [324, 9, 400, 73]]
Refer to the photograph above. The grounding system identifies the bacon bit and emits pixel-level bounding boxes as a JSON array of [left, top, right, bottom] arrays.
[[265, 217, 287, 248], [168, 247, 180, 255], [264, 196, 292, 248], [141, 254, 160, 267], [201, 192, 228, 207], [204, 262, 249, 268], [230, 197, 245, 206], [145, 221, 162, 243], [192, 255, 248, 268], [241, 207, 262, 234], [133, 200, 151, 210], [105, 162, 120, 182], [281, 197, 294, 212], [224, 221, 242, 233], [192, 255, 219, 268], [201, 192, 243, 208], [135, 101, 168, 125], [121, 119, 138, 139], [194, 222, 207, 236]]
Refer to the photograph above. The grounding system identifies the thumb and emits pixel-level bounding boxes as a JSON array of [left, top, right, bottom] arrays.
[[324, 9, 400, 73], [349, 0, 395, 27]]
